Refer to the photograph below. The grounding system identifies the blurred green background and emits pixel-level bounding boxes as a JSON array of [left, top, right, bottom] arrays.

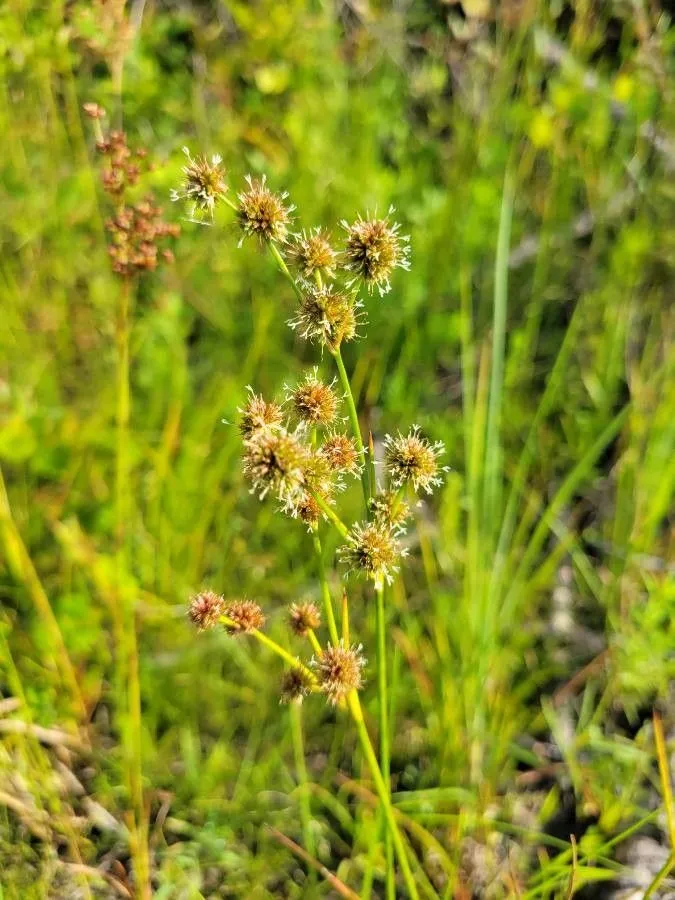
[[1, 1, 674, 897]]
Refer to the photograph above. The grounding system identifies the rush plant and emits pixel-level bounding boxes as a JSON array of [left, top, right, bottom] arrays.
[[175, 157, 446, 897]]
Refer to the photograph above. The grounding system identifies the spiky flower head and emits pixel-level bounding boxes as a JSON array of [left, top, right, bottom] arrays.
[[239, 388, 283, 439], [242, 426, 308, 503], [289, 283, 361, 351], [223, 599, 265, 634], [280, 667, 314, 704], [342, 208, 410, 296], [384, 426, 447, 495], [188, 590, 225, 631], [320, 432, 362, 477], [369, 489, 411, 535], [286, 227, 338, 279], [171, 147, 228, 221], [292, 493, 322, 531], [289, 371, 339, 426], [313, 642, 366, 705], [237, 174, 294, 244], [338, 520, 406, 587], [288, 601, 321, 636]]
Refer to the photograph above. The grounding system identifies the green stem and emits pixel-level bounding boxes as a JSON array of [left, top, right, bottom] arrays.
[[220, 617, 317, 682], [115, 278, 151, 900], [268, 241, 304, 303], [290, 702, 316, 875], [347, 692, 419, 899], [312, 534, 340, 645], [309, 491, 349, 539], [376, 583, 395, 897], [330, 346, 369, 506]]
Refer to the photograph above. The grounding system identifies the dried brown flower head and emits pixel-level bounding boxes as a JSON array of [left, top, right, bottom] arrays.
[[384, 426, 447, 495], [287, 227, 338, 279], [289, 283, 361, 350], [83, 102, 105, 119], [289, 601, 321, 636], [105, 198, 180, 277], [223, 599, 265, 634], [313, 642, 366, 705], [369, 489, 411, 535], [188, 590, 225, 631], [280, 667, 314, 704], [342, 209, 410, 296], [242, 426, 308, 503], [293, 493, 322, 531], [290, 372, 339, 426], [320, 432, 361, 477], [171, 147, 228, 221], [338, 520, 406, 587], [237, 174, 294, 244], [239, 389, 283, 439], [96, 130, 147, 197]]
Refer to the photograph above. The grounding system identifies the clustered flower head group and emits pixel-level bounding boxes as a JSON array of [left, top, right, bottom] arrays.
[[173, 147, 448, 708], [85, 105, 179, 279]]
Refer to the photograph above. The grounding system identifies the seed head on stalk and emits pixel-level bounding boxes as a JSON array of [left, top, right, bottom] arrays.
[[338, 520, 407, 587], [188, 590, 225, 631], [170, 147, 229, 221], [288, 371, 340, 427], [242, 426, 309, 504], [313, 641, 366, 706], [280, 667, 314, 704], [341, 208, 410, 296], [223, 599, 266, 634], [384, 426, 447, 495], [237, 174, 294, 245], [289, 283, 361, 351], [239, 388, 284, 439], [289, 601, 321, 636], [287, 227, 338, 279]]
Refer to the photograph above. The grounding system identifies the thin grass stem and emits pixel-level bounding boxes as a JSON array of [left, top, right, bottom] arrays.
[[330, 346, 369, 505], [312, 534, 340, 645], [290, 702, 316, 878]]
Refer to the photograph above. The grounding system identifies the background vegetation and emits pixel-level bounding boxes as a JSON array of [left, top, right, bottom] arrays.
[[1, 1, 674, 897]]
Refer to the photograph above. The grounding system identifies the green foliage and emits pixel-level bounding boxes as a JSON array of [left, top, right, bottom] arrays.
[[1, 1, 674, 896]]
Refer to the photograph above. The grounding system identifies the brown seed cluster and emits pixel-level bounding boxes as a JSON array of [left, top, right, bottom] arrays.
[[223, 599, 265, 634], [290, 373, 339, 426], [289, 284, 360, 350], [280, 667, 314, 704], [242, 427, 308, 503], [188, 590, 225, 631], [288, 601, 321, 636], [287, 227, 338, 279], [369, 489, 411, 534], [338, 520, 406, 586], [239, 390, 284, 439], [342, 211, 410, 296], [313, 642, 365, 705], [384, 426, 446, 495], [237, 174, 294, 244], [91, 122, 179, 278], [106, 198, 180, 277], [320, 432, 361, 476], [171, 147, 228, 220]]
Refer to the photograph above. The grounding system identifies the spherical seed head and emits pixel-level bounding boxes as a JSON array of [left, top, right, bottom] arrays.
[[242, 427, 308, 503], [287, 227, 338, 279], [288, 601, 321, 636], [171, 147, 228, 220], [369, 489, 411, 534], [320, 432, 361, 477], [223, 599, 265, 634], [289, 284, 361, 350], [342, 209, 411, 296], [338, 520, 406, 586], [239, 389, 284, 439], [295, 493, 321, 531], [313, 642, 366, 705], [188, 590, 225, 631], [290, 373, 339, 426], [237, 174, 294, 244], [384, 426, 447, 495], [280, 667, 313, 704]]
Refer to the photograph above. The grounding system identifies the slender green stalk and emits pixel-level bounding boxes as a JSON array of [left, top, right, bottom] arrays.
[[115, 277, 151, 900], [309, 491, 349, 539], [268, 240, 305, 303], [347, 692, 419, 899], [290, 701, 316, 874], [375, 583, 395, 897], [312, 534, 340, 645], [330, 346, 369, 504], [223, 620, 316, 681]]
